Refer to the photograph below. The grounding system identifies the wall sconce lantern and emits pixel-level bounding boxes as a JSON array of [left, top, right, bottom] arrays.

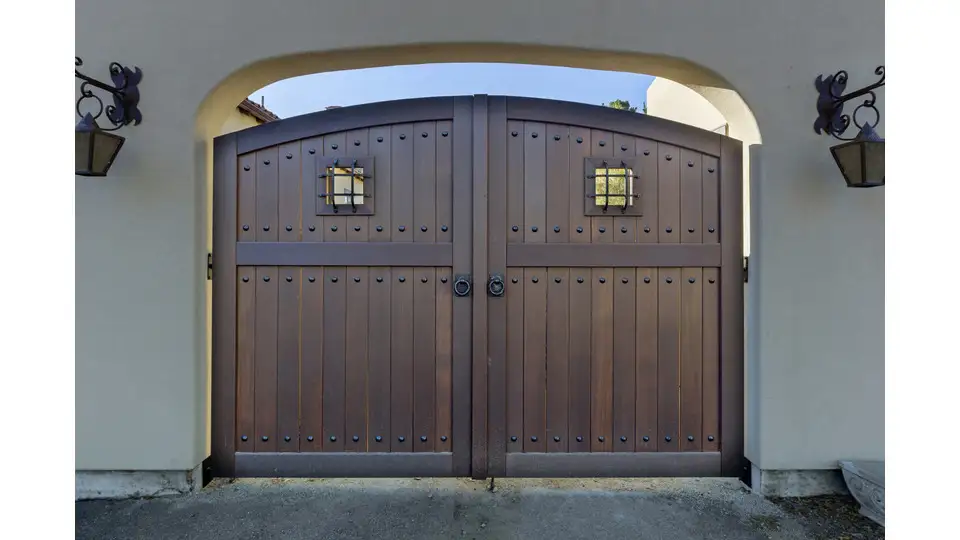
[[75, 57, 143, 176], [814, 66, 885, 188]]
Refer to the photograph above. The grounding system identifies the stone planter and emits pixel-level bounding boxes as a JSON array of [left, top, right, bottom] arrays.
[[838, 460, 884, 526]]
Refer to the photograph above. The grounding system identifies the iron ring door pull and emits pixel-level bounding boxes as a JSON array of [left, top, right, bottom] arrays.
[[488, 273, 505, 297], [453, 275, 472, 297]]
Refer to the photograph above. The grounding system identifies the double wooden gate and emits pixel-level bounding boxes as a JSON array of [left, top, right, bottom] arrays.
[[212, 95, 743, 479]]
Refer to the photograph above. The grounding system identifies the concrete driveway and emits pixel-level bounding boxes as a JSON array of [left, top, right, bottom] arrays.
[[75, 477, 883, 540]]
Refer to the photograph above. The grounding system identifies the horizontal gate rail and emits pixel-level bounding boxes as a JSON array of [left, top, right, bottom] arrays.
[[236, 452, 455, 478], [506, 244, 721, 267], [236, 242, 453, 266], [505, 452, 721, 477]]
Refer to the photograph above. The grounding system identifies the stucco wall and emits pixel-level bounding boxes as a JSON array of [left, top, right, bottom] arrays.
[[220, 110, 260, 135], [647, 78, 728, 134], [75, 0, 884, 472]]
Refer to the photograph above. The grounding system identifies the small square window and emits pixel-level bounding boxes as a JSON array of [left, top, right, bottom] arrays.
[[584, 157, 641, 216], [316, 157, 375, 215]]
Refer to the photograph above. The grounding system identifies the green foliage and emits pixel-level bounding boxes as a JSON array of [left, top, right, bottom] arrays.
[[603, 99, 646, 114]]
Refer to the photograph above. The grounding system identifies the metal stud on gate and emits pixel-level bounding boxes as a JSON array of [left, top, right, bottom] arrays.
[[375, 436, 383, 442], [353, 435, 360, 442], [398, 436, 405, 442], [330, 435, 337, 442], [511, 436, 518, 442], [441, 436, 448, 442], [576, 436, 583, 442], [306, 436, 314, 442]]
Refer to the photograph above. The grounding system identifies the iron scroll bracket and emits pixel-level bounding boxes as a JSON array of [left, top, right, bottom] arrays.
[[814, 66, 885, 140], [585, 160, 641, 214]]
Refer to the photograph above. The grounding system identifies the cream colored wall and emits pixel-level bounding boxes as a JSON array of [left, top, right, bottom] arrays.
[[76, 0, 883, 472], [647, 78, 728, 133], [220, 110, 261, 135]]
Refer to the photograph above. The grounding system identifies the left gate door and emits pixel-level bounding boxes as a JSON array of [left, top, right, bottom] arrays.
[[211, 97, 475, 477]]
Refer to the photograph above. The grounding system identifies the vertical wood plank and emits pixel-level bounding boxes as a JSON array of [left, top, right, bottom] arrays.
[[236, 267, 256, 452], [486, 97, 508, 475], [322, 266, 346, 451], [591, 267, 614, 452], [613, 267, 636, 452], [301, 267, 324, 451], [546, 124, 570, 243], [614, 133, 637, 243], [568, 267, 592, 452], [344, 267, 369, 451], [702, 267, 721, 452], [591, 131, 614, 244], [368, 266, 392, 450], [237, 153, 257, 242], [636, 139, 659, 244], [546, 267, 570, 452], [507, 120, 525, 245], [256, 147, 279, 242], [391, 267, 414, 452], [472, 96, 489, 477], [301, 137, 323, 242], [720, 137, 745, 476], [680, 267, 703, 452], [569, 126, 591, 244], [523, 122, 546, 243], [451, 97, 473, 475], [369, 127, 392, 242], [414, 122, 438, 243], [346, 130, 370, 242], [277, 267, 301, 452], [414, 268, 438, 452], [435, 267, 453, 453], [658, 267, 681, 451], [436, 120, 454, 243], [523, 267, 547, 452], [681, 149, 703, 244], [506, 267, 525, 453], [323, 133, 347, 242], [702, 156, 720, 245], [278, 142, 301, 242], [392, 124, 415, 243], [658, 145, 681, 244], [254, 266, 279, 452], [635, 268, 658, 451]]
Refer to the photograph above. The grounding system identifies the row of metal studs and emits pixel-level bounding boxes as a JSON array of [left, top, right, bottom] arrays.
[[509, 434, 716, 443], [239, 435, 448, 443]]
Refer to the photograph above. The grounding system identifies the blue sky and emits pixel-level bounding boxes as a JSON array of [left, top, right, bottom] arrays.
[[250, 63, 654, 119]]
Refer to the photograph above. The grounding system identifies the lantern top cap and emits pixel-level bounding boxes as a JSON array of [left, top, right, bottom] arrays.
[[76, 112, 100, 133], [857, 123, 883, 143]]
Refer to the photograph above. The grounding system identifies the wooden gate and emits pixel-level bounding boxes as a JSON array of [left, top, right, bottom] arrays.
[[212, 95, 743, 479]]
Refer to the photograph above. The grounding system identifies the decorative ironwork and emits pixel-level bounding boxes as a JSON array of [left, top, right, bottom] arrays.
[[318, 159, 373, 213], [586, 160, 641, 214], [815, 66, 885, 140], [75, 57, 143, 130]]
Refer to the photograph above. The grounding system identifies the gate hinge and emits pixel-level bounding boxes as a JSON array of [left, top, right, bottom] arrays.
[[207, 252, 213, 280], [743, 256, 749, 283]]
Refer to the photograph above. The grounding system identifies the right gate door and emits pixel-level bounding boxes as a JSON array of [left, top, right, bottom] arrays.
[[483, 96, 744, 478]]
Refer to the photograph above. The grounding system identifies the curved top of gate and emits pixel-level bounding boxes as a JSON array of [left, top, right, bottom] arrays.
[[226, 95, 727, 157]]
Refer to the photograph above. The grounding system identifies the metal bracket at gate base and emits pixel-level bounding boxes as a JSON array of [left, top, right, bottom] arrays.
[[207, 252, 213, 280], [453, 274, 472, 297], [488, 273, 505, 297]]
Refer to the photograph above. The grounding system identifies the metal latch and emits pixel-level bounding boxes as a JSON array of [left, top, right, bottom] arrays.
[[453, 274, 472, 297], [743, 256, 749, 283], [207, 252, 213, 280]]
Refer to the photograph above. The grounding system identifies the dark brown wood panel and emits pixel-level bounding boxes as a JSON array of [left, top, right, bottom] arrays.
[[680, 149, 703, 244], [344, 267, 369, 452], [636, 268, 659, 452], [392, 124, 414, 243], [613, 267, 636, 452], [506, 267, 525, 454], [524, 122, 547, 243], [504, 452, 721, 478], [345, 129, 369, 243], [471, 96, 489, 477], [590, 268, 614, 452], [591, 130, 614, 244], [278, 143, 301, 242], [546, 268, 570, 452], [238, 153, 257, 242], [636, 138, 659, 244], [414, 122, 438, 243], [254, 266, 279, 452], [680, 267, 703, 452], [414, 268, 437, 452], [614, 133, 637, 244], [436, 120, 454, 243], [369, 127, 392, 242], [702, 267, 720, 452], [435, 267, 453, 453], [368, 266, 391, 450], [507, 120, 525, 245], [507, 243, 721, 268], [523, 267, 547, 452], [703, 156, 720, 244], [277, 267, 301, 452], [569, 126, 591, 245], [236, 452, 454, 478], [658, 145, 680, 244], [301, 267, 324, 452], [658, 267, 680, 452], [236, 267, 256, 453], [487, 97, 508, 475], [323, 133, 347, 242], [301, 137, 323, 242], [546, 124, 570, 243], [322, 266, 346, 451], [391, 267, 414, 452], [237, 242, 452, 267], [568, 267, 592, 452], [257, 147, 280, 242]]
